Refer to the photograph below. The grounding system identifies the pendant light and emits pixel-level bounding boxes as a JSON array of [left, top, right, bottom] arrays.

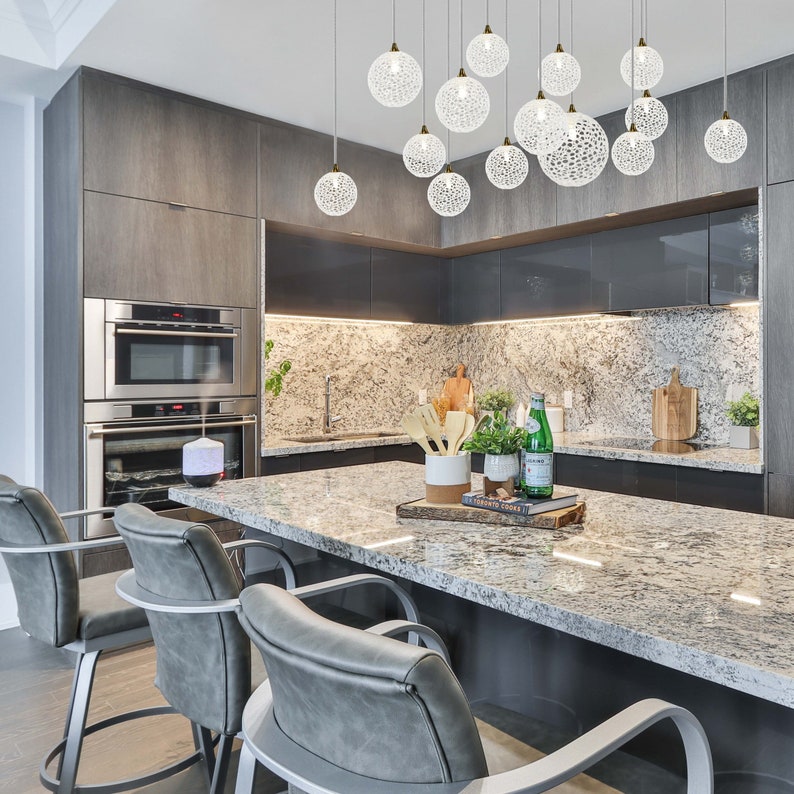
[[368, 0, 422, 107], [314, 0, 357, 216], [612, 0, 655, 176], [514, 0, 567, 156], [485, 1, 528, 190], [403, 0, 446, 177], [704, 0, 747, 163], [540, 0, 581, 97], [435, 0, 490, 133], [620, 0, 663, 90], [466, 0, 509, 78], [539, 4, 608, 187]]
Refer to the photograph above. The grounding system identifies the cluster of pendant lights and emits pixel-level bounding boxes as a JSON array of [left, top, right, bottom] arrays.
[[315, 0, 748, 219]]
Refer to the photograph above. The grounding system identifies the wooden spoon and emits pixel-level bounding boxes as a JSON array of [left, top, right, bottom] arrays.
[[444, 411, 468, 458], [401, 413, 438, 456], [416, 404, 447, 455], [450, 413, 475, 456]]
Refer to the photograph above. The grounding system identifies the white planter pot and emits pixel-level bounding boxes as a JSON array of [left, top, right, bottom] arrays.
[[729, 425, 759, 449], [483, 452, 519, 482]]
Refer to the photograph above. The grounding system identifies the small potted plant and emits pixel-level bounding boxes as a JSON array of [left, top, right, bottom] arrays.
[[477, 388, 515, 420], [462, 411, 526, 483], [726, 391, 759, 449], [264, 339, 292, 397]]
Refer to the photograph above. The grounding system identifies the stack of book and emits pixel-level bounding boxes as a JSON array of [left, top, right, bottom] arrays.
[[461, 489, 578, 517]]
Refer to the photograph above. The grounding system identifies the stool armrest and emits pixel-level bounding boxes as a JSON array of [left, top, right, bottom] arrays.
[[115, 569, 240, 613], [366, 620, 451, 665], [59, 506, 116, 520], [0, 535, 125, 554], [223, 538, 297, 589]]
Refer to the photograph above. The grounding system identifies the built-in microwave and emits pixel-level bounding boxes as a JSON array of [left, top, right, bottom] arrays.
[[84, 299, 257, 400]]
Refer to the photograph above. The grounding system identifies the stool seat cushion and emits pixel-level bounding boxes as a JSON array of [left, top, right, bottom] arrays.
[[77, 571, 149, 640]]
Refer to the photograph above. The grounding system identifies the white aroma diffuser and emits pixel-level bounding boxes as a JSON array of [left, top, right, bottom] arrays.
[[182, 437, 224, 487]]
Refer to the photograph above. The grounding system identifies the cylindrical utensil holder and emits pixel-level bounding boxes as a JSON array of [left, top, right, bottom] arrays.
[[425, 452, 471, 504]]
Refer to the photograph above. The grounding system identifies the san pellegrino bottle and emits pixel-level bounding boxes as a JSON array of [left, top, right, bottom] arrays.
[[520, 392, 554, 498]]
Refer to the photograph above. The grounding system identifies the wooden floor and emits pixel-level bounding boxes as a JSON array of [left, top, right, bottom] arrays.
[[0, 627, 285, 793]]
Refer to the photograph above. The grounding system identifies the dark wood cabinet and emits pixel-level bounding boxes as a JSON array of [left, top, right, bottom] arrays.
[[83, 75, 258, 218], [675, 71, 764, 201], [500, 237, 594, 319], [83, 191, 258, 306], [766, 60, 794, 185], [708, 205, 759, 305], [768, 473, 794, 518], [450, 251, 500, 324], [260, 445, 423, 476], [371, 248, 443, 323], [591, 214, 708, 310]]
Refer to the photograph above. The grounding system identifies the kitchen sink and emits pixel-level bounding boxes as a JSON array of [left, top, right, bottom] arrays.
[[283, 431, 405, 443]]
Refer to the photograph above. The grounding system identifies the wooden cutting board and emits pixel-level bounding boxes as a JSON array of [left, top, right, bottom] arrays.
[[651, 366, 697, 440], [396, 499, 586, 529]]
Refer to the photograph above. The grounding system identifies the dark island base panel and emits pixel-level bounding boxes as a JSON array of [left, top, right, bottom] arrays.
[[295, 552, 794, 794]]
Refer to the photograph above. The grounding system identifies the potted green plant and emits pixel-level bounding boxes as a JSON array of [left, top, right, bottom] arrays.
[[477, 388, 515, 420], [462, 411, 526, 483], [725, 391, 759, 449], [264, 339, 291, 397]]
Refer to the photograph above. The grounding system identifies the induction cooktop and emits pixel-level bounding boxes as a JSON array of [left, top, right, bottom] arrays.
[[577, 436, 726, 453]]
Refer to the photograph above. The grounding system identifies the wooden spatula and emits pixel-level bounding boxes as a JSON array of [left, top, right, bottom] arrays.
[[401, 413, 437, 456], [417, 404, 447, 455], [652, 366, 698, 441], [444, 411, 468, 458], [450, 413, 475, 456]]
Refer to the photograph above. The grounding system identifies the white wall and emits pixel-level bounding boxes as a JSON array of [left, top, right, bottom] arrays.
[[0, 95, 43, 630]]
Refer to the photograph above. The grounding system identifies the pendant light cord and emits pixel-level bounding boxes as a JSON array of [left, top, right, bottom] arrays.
[[460, 0, 464, 68], [569, 0, 574, 105], [333, 0, 337, 164], [537, 0, 542, 88], [722, 0, 728, 112], [630, 0, 635, 125], [504, 0, 509, 135], [447, 0, 452, 165], [640, 0, 645, 41], [392, 0, 396, 43], [487, 0, 491, 24], [557, 0, 561, 44], [421, 0, 426, 125]]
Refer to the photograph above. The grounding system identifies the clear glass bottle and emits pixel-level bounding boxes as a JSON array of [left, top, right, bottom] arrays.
[[520, 392, 554, 498]]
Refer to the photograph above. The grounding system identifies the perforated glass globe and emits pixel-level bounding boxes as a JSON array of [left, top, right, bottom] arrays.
[[435, 73, 490, 133], [514, 96, 567, 155], [485, 142, 529, 189], [427, 170, 471, 216], [466, 30, 509, 77], [541, 49, 581, 97], [538, 111, 609, 187], [611, 129, 655, 176], [402, 130, 446, 177], [367, 48, 422, 108], [620, 44, 664, 90], [314, 169, 357, 216], [704, 117, 747, 164], [625, 94, 668, 140]]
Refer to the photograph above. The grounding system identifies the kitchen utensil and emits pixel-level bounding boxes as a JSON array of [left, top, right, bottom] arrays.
[[449, 413, 475, 456], [443, 411, 468, 459], [401, 413, 437, 456], [417, 404, 447, 455], [651, 366, 698, 441]]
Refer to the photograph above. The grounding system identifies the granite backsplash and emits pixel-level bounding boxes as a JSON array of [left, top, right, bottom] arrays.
[[263, 304, 760, 445]]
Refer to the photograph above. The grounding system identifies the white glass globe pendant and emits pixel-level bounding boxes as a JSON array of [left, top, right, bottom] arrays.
[[402, 124, 446, 177], [620, 38, 663, 91], [427, 165, 470, 216], [538, 105, 609, 187], [625, 90, 668, 140], [368, 43, 422, 108], [485, 137, 529, 189], [611, 123, 655, 176], [435, 68, 490, 133], [314, 164, 357, 216], [466, 24, 509, 77], [541, 44, 581, 97], [705, 111, 747, 163], [514, 90, 567, 155]]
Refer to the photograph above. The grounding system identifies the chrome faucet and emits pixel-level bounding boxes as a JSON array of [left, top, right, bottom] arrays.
[[323, 375, 342, 433]]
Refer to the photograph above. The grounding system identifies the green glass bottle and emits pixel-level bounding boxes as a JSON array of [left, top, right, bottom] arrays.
[[520, 392, 554, 498]]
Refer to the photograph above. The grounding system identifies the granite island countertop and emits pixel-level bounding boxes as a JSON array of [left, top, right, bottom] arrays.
[[263, 429, 762, 474], [171, 461, 788, 707]]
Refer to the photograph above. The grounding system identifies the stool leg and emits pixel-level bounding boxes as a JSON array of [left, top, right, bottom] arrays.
[[193, 722, 215, 788], [234, 743, 257, 794], [210, 733, 234, 794]]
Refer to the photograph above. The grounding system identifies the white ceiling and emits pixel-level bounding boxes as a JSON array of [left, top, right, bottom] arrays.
[[2, 0, 794, 159]]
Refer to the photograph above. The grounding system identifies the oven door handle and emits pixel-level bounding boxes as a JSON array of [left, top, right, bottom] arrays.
[[114, 328, 238, 339], [88, 417, 257, 436]]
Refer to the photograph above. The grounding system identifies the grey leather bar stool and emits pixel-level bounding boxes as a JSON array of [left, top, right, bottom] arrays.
[[0, 475, 199, 793], [233, 583, 715, 794]]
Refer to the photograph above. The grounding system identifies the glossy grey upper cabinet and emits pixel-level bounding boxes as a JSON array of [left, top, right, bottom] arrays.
[[591, 214, 708, 311], [767, 59, 794, 185], [556, 100, 677, 226], [450, 252, 500, 324], [708, 205, 759, 305], [371, 249, 443, 324], [675, 71, 763, 201], [83, 76, 258, 217], [500, 237, 593, 319], [265, 232, 371, 319]]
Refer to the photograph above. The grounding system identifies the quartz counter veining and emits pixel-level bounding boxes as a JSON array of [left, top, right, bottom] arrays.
[[171, 461, 788, 707]]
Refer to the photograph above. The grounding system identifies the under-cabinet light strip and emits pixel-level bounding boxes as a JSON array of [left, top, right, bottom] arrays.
[[472, 313, 621, 326], [266, 314, 412, 326]]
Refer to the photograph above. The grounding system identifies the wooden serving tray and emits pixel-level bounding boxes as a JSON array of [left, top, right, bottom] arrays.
[[396, 499, 586, 529]]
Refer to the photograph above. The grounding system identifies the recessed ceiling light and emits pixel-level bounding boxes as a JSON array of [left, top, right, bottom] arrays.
[[490, 235, 503, 239], [605, 211, 620, 217], [350, 231, 364, 236], [708, 190, 725, 196]]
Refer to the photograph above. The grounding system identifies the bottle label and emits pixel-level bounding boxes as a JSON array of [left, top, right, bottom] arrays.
[[522, 453, 553, 487], [525, 417, 541, 433]]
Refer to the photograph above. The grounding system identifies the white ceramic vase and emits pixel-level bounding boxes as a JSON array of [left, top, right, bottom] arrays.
[[483, 452, 519, 482], [729, 426, 759, 450]]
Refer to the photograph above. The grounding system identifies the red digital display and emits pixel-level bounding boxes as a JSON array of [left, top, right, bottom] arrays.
[[173, 404, 183, 410], [172, 312, 183, 318]]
